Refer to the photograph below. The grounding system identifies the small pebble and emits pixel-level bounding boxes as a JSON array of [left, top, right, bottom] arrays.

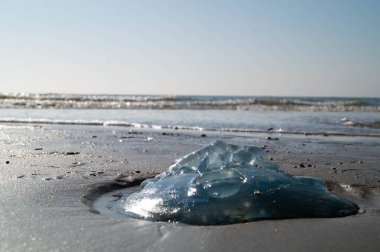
[[266, 137, 279, 140], [5, 161, 10, 164], [201, 134, 207, 137], [70, 161, 84, 167], [162, 132, 174, 136], [65, 152, 80, 155], [128, 130, 142, 135], [120, 136, 130, 139], [253, 190, 262, 197]]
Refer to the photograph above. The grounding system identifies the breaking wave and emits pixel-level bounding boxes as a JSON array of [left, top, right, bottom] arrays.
[[0, 93, 379, 112]]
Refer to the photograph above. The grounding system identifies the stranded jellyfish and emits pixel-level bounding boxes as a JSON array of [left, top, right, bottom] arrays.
[[117, 141, 358, 225]]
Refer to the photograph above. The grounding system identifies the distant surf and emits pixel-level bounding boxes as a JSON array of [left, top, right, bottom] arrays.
[[1, 93, 379, 111]]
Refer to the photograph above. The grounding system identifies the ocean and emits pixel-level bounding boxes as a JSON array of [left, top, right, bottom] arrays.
[[1, 93, 379, 137]]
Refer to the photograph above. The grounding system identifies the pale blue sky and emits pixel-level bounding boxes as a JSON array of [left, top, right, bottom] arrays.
[[0, 0, 379, 97]]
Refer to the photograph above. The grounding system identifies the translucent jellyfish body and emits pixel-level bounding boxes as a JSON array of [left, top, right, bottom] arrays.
[[120, 140, 359, 225]]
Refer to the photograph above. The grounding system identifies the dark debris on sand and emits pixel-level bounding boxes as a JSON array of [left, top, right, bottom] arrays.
[[65, 152, 80, 155]]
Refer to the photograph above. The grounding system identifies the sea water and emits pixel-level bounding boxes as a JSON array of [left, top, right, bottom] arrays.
[[117, 141, 358, 225], [0, 94, 380, 137]]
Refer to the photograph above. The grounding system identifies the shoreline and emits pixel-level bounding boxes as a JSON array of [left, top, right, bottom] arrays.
[[0, 123, 379, 251], [2, 119, 380, 139]]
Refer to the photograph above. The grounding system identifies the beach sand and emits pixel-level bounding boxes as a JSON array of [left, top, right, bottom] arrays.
[[0, 123, 379, 251]]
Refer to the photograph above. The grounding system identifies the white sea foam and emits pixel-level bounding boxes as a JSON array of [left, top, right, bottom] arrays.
[[1, 93, 379, 111]]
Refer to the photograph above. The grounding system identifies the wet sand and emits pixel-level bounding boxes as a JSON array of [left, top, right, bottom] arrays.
[[0, 123, 379, 251]]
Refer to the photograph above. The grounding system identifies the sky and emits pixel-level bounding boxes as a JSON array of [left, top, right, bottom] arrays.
[[0, 0, 379, 97]]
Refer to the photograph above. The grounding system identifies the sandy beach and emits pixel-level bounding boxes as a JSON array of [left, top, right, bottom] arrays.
[[2, 0, 380, 250], [0, 123, 379, 251]]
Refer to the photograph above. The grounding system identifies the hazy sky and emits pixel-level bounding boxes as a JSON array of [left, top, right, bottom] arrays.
[[0, 0, 379, 97]]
